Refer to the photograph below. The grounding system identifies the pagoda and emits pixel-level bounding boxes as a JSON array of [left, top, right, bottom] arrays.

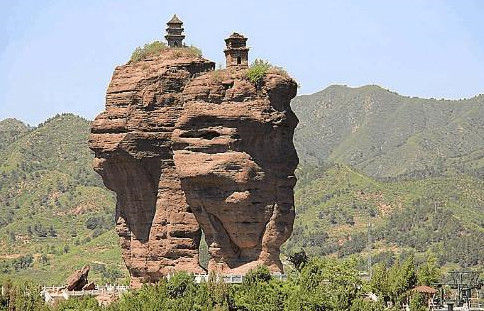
[[224, 33, 249, 68], [165, 14, 185, 47]]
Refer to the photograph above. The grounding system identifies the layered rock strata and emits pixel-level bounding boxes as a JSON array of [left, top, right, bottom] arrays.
[[89, 49, 298, 286], [173, 69, 298, 273]]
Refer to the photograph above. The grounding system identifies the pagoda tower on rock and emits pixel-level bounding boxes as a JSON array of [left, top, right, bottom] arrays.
[[165, 14, 185, 47], [224, 32, 249, 68]]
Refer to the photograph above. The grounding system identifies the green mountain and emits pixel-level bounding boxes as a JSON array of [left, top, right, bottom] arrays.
[[0, 114, 125, 285], [0, 84, 483, 283], [292, 85, 484, 179], [0, 118, 30, 152]]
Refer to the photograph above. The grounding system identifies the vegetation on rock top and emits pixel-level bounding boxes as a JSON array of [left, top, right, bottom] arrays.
[[130, 40, 202, 62], [246, 59, 289, 83]]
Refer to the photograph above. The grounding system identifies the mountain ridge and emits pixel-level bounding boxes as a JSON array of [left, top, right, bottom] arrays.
[[292, 84, 484, 179], [302, 84, 484, 101]]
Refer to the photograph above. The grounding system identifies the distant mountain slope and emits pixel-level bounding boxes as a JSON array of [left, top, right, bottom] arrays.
[[284, 163, 484, 268], [0, 118, 30, 152], [292, 85, 484, 179], [0, 114, 125, 284]]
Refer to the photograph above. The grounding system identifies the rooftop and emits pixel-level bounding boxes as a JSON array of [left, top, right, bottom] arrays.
[[167, 14, 183, 24], [227, 32, 246, 39]]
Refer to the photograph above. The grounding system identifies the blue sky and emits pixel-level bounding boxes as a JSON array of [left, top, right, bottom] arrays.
[[1, 0, 483, 125]]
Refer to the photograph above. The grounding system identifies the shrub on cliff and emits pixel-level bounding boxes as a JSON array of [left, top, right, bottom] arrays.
[[130, 41, 168, 62], [246, 59, 289, 84], [246, 59, 271, 83], [172, 45, 202, 58]]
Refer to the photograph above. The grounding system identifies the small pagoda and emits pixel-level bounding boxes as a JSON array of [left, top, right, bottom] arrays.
[[165, 14, 185, 47], [224, 33, 249, 68]]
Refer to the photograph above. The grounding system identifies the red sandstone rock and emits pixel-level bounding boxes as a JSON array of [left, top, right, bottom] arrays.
[[89, 48, 298, 286], [66, 265, 90, 291], [89, 50, 215, 287], [173, 69, 298, 274], [82, 282, 96, 290]]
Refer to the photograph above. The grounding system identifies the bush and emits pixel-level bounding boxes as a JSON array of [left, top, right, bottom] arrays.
[[130, 41, 202, 62], [181, 45, 202, 58], [246, 59, 289, 84], [130, 41, 168, 62], [246, 59, 272, 83]]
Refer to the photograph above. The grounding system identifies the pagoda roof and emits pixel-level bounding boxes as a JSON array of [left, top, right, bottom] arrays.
[[167, 14, 183, 24], [227, 32, 246, 39]]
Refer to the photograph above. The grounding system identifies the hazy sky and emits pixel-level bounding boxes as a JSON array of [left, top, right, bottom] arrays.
[[1, 0, 483, 125]]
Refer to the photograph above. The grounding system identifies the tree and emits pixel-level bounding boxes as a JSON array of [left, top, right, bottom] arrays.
[[409, 292, 427, 311], [288, 249, 308, 271], [8, 230, 16, 243], [286, 258, 361, 311], [350, 298, 385, 311], [1, 281, 48, 311], [40, 253, 49, 265], [417, 253, 440, 285], [234, 266, 286, 311], [370, 262, 390, 305], [388, 255, 417, 307], [49, 225, 57, 237]]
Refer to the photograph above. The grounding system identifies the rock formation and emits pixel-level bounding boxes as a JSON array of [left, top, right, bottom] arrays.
[[89, 47, 298, 287], [89, 49, 215, 287], [66, 265, 90, 291], [173, 69, 298, 274], [82, 282, 96, 291]]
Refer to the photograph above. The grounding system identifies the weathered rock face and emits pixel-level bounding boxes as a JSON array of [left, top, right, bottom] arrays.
[[173, 69, 298, 274], [66, 265, 90, 291], [89, 50, 215, 287], [89, 48, 298, 286]]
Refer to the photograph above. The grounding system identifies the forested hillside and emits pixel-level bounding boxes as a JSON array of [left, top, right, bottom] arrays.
[[0, 114, 125, 285], [292, 85, 484, 179], [0, 118, 30, 151], [284, 163, 483, 269], [288, 86, 483, 270]]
